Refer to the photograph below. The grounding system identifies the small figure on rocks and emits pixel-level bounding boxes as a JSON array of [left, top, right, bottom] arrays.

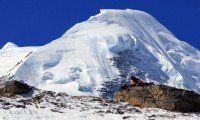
[[130, 76, 143, 86]]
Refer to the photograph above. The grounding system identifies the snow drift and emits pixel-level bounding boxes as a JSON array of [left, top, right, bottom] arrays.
[[1, 9, 200, 96]]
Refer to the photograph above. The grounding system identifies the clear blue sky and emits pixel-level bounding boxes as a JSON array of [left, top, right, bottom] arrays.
[[0, 0, 200, 50]]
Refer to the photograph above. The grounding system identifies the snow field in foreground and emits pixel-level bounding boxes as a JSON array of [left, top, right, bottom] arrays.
[[0, 90, 199, 120]]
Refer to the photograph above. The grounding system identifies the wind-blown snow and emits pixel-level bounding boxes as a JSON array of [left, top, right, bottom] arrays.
[[1, 9, 200, 96]]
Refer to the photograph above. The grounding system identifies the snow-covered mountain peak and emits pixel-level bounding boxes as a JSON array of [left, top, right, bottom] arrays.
[[1, 42, 18, 50], [63, 9, 176, 54], [3, 9, 200, 96], [88, 9, 172, 34]]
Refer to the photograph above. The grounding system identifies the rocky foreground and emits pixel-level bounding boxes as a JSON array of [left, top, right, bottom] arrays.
[[114, 83, 200, 112], [0, 81, 200, 120], [0, 89, 200, 120]]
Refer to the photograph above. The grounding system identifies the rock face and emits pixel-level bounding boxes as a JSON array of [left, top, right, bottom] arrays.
[[114, 83, 200, 112], [0, 81, 32, 96]]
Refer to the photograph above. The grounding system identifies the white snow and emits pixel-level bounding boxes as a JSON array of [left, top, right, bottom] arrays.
[[0, 43, 38, 77], [1, 104, 199, 120], [1, 9, 200, 96], [1, 42, 18, 50]]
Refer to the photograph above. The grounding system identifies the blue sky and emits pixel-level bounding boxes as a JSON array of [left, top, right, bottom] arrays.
[[0, 0, 200, 50]]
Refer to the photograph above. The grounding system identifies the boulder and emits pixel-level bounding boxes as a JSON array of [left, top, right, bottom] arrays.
[[114, 83, 200, 112], [0, 81, 32, 97]]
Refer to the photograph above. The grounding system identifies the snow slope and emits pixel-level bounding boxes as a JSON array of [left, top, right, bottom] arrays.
[[0, 42, 37, 77], [3, 9, 200, 96]]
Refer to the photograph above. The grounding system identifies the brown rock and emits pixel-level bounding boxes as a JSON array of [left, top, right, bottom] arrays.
[[114, 84, 200, 112], [0, 81, 32, 97]]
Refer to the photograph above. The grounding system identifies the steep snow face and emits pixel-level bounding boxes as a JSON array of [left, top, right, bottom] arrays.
[[11, 9, 200, 96]]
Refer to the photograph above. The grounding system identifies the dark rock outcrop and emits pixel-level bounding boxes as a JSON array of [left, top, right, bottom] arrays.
[[114, 83, 200, 112], [0, 81, 32, 96]]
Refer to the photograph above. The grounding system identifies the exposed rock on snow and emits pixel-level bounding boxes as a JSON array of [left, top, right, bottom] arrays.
[[0, 80, 32, 97], [114, 83, 200, 112], [0, 89, 200, 120]]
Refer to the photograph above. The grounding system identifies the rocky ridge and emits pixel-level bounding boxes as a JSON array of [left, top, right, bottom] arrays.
[[114, 83, 200, 112]]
